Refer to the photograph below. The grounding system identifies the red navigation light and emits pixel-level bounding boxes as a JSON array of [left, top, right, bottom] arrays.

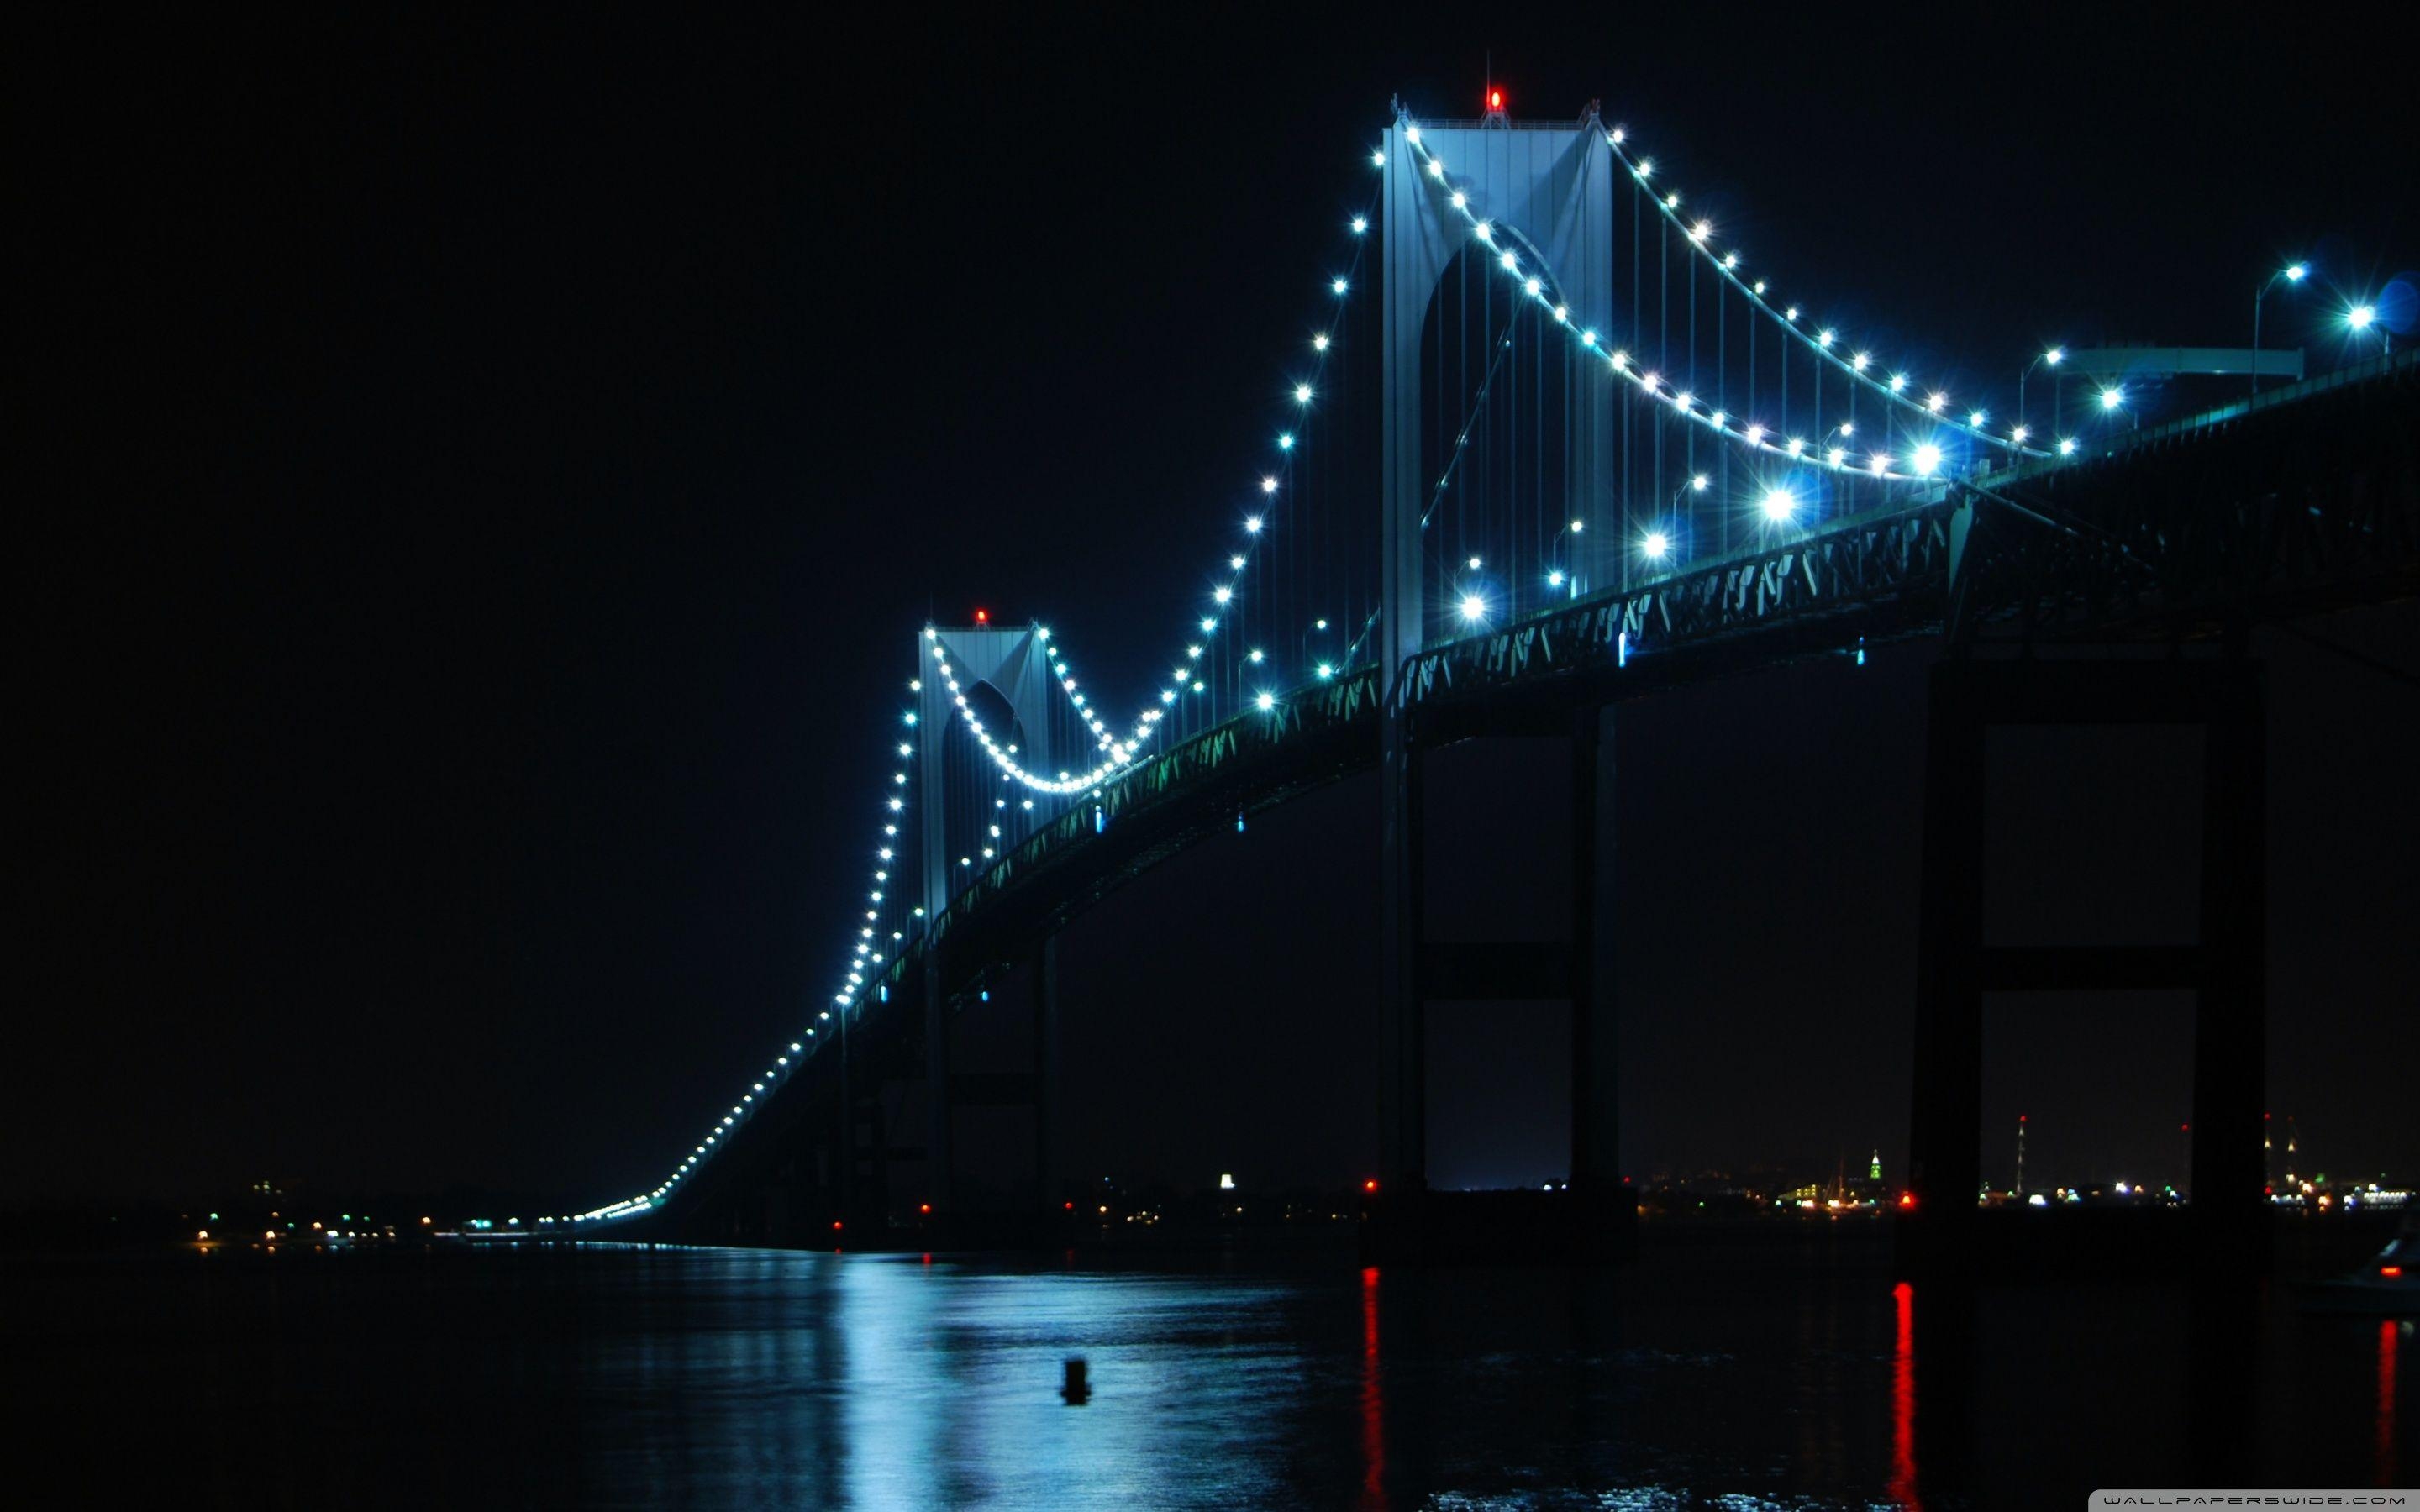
[[2384, 1266, 2405, 1278], [1486, 87, 1504, 112], [1063, 1200, 1074, 1210], [1898, 1191, 1917, 1210], [831, 1220, 843, 1231], [973, 608, 988, 624], [2018, 1113, 2028, 1122], [918, 1203, 931, 1215], [1363, 1179, 1379, 1193]]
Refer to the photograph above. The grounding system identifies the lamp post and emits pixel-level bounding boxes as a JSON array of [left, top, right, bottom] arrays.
[[1548, 517, 1586, 597], [2251, 262, 2307, 396], [2018, 346, 2063, 436]]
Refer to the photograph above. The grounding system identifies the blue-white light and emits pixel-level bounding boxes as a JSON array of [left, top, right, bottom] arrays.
[[1643, 530, 1670, 559], [1761, 487, 1797, 522], [1460, 593, 1486, 622]]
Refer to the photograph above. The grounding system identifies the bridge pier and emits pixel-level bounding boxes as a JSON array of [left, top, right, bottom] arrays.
[[1370, 702, 1634, 1264], [1902, 654, 2267, 1280]]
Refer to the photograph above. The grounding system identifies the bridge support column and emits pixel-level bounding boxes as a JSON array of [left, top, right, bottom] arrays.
[[1033, 934, 1060, 1223], [1569, 705, 1633, 1256], [923, 955, 951, 1220], [1378, 731, 1426, 1194], [1903, 655, 2267, 1281]]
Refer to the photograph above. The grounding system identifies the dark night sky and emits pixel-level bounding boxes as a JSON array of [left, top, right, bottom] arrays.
[[22, 9, 2417, 1209]]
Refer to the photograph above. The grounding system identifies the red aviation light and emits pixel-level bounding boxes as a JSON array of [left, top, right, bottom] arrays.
[[1486, 87, 1504, 112], [973, 608, 988, 625], [1363, 1179, 1379, 1193]]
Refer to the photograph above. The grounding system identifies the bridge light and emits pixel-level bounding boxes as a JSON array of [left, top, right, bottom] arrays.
[[1523, 276, 1541, 297], [1691, 473, 1710, 492], [1498, 249, 1518, 271], [1371, 150, 1385, 167], [1744, 423, 1765, 444], [1247, 648, 1265, 664], [1460, 593, 1487, 622], [2347, 302, 2376, 330], [1784, 306, 1800, 322], [1317, 663, 1334, 679], [1852, 351, 1871, 372], [1889, 373, 1908, 393], [1762, 487, 1797, 522], [1553, 304, 1568, 323], [1450, 191, 1467, 209], [1244, 515, 1264, 533], [2011, 424, 2030, 444], [2044, 346, 2065, 366], [1838, 421, 1854, 438], [1331, 277, 1348, 296], [1642, 530, 1670, 559], [1428, 160, 1444, 179], [1277, 432, 1293, 449], [2059, 437, 2079, 455], [1753, 280, 1768, 296], [1786, 436, 1806, 457], [1665, 192, 1680, 209], [2285, 262, 2307, 282], [1293, 384, 1313, 404], [1404, 126, 1419, 144], [1468, 554, 1482, 570], [1912, 444, 1943, 476], [1635, 157, 1653, 178], [1311, 333, 1328, 352], [1828, 446, 1848, 468], [1723, 251, 1739, 270], [1255, 691, 1276, 711], [1260, 475, 1278, 494], [1547, 569, 1565, 587], [1818, 328, 1836, 348], [1570, 519, 1584, 533], [1969, 409, 1987, 428], [2099, 385, 2124, 411], [1350, 215, 1368, 234]]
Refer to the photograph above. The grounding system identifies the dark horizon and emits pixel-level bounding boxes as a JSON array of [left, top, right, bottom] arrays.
[[22, 10, 2417, 1210]]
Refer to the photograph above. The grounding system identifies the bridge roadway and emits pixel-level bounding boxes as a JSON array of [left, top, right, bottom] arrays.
[[630, 348, 2415, 1247]]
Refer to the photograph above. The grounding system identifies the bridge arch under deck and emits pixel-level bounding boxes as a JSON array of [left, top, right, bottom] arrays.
[[628, 343, 2415, 1253]]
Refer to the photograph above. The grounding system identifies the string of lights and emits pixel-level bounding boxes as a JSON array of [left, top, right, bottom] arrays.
[[1593, 123, 2049, 459], [1403, 123, 1960, 486], [567, 164, 1394, 1225]]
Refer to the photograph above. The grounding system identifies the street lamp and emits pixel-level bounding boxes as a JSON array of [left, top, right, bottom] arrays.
[[2018, 347, 2063, 437], [2097, 383, 2135, 431], [2346, 302, 2386, 355], [2251, 262, 2307, 396]]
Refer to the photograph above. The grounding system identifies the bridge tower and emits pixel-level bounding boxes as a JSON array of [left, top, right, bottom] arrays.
[[1377, 103, 1620, 1229], [913, 622, 1057, 1214]]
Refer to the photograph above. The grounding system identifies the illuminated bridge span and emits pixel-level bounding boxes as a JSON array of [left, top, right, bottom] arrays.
[[554, 99, 2417, 1268]]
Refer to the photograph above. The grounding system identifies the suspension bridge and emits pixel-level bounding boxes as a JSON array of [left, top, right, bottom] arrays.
[[544, 98, 2417, 1270]]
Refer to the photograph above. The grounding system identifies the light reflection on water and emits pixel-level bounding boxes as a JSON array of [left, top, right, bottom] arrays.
[[3, 1228, 2403, 1509]]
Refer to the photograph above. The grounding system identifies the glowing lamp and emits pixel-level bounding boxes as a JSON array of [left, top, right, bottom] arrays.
[[973, 608, 987, 624], [1487, 87, 1503, 112]]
